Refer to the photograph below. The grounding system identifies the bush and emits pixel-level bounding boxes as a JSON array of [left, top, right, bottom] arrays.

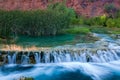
[[48, 2, 78, 25], [106, 18, 116, 27], [70, 16, 85, 25], [99, 15, 107, 26], [84, 18, 91, 26], [116, 10, 120, 18], [47, 2, 76, 22], [114, 18, 120, 28], [84, 15, 107, 26], [70, 18, 80, 25]]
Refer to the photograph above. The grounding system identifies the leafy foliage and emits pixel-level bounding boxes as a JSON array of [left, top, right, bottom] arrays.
[[115, 18, 120, 28], [48, 2, 76, 23], [106, 18, 115, 27]]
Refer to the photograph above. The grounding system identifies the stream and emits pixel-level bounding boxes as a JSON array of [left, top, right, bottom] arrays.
[[0, 33, 120, 80]]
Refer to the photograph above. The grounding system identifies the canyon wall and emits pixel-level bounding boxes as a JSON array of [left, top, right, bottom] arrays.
[[0, 0, 120, 17]]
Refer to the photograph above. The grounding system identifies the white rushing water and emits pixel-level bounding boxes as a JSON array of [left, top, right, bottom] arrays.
[[7, 53, 16, 64], [0, 61, 120, 80], [4, 47, 120, 64]]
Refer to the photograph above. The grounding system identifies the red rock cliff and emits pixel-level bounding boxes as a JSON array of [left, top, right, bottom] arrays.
[[0, 0, 120, 17]]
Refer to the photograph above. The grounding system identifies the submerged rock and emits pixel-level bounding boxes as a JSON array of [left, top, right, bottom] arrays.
[[17, 76, 34, 80]]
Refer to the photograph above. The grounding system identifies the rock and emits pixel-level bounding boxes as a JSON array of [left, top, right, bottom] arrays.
[[116, 39, 120, 45], [116, 34, 120, 39], [95, 41, 109, 47], [108, 43, 120, 49], [17, 77, 33, 80], [111, 34, 120, 39], [0, 0, 120, 17], [76, 43, 96, 48]]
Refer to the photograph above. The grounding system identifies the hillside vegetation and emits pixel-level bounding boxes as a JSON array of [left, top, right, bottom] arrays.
[[0, 1, 120, 45]]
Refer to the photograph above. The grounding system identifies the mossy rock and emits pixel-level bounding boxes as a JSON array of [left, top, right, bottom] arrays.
[[18, 77, 34, 80]]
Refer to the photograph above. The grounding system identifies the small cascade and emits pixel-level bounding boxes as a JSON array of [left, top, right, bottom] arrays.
[[0, 48, 120, 65], [34, 52, 40, 63], [21, 55, 29, 64], [7, 52, 17, 64], [21, 54, 30, 65]]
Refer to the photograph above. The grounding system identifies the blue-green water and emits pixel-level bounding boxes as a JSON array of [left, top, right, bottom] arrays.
[[15, 34, 96, 47], [16, 34, 76, 47]]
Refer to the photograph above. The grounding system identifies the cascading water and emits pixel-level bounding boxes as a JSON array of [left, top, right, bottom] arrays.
[[0, 33, 120, 80], [7, 52, 17, 64], [34, 53, 40, 63], [0, 61, 120, 80], [21, 54, 29, 64], [2, 48, 120, 64]]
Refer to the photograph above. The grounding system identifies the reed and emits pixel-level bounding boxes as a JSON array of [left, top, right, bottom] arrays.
[[0, 9, 70, 39]]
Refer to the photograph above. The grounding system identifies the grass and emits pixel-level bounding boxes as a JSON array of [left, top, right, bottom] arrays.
[[63, 26, 91, 34]]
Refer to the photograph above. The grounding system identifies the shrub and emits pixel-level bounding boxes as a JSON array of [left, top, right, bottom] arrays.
[[90, 17, 99, 25], [116, 10, 120, 18], [48, 2, 76, 25], [78, 18, 84, 25], [70, 18, 80, 25], [84, 18, 92, 26], [106, 18, 116, 27], [115, 18, 120, 28], [86, 15, 107, 26], [99, 14, 107, 26]]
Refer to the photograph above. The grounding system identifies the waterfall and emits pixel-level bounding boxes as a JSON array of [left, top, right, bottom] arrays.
[[7, 52, 17, 64], [34, 52, 40, 63], [21, 54, 29, 65], [2, 48, 119, 65]]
